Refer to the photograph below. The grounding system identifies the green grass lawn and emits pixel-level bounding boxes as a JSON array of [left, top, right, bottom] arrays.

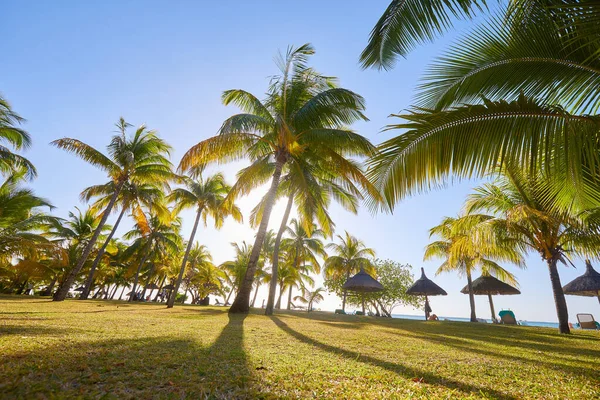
[[1, 296, 599, 399]]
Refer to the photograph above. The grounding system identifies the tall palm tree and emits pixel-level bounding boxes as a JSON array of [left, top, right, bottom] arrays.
[[79, 182, 167, 300], [261, 154, 370, 315], [281, 219, 326, 310], [51, 118, 173, 301], [123, 212, 182, 301], [366, 5, 600, 211], [166, 173, 241, 308], [323, 232, 375, 312], [464, 168, 600, 333], [0, 96, 35, 178], [424, 215, 523, 322], [180, 44, 374, 313]]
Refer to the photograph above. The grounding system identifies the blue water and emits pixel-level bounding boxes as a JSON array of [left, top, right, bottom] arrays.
[[392, 314, 560, 329]]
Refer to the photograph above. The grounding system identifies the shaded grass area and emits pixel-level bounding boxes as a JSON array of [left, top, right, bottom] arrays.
[[1, 295, 599, 399]]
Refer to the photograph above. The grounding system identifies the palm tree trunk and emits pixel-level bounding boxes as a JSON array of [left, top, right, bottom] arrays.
[[276, 283, 284, 309], [119, 285, 126, 300], [230, 159, 285, 314], [167, 207, 202, 308], [342, 269, 350, 312], [251, 282, 260, 307], [466, 270, 477, 322], [547, 257, 570, 334], [129, 239, 153, 302], [154, 276, 166, 301], [287, 285, 293, 310], [81, 206, 127, 300], [140, 262, 156, 299], [488, 294, 496, 322], [42, 276, 58, 296], [110, 284, 119, 300], [225, 287, 234, 305], [53, 180, 125, 301], [265, 191, 294, 315], [103, 285, 111, 299]]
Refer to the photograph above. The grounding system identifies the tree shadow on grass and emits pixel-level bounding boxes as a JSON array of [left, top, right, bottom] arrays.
[[270, 316, 517, 400], [1, 314, 257, 399], [389, 328, 600, 382]]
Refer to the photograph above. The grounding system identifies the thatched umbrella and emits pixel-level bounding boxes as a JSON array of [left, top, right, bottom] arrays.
[[145, 283, 160, 290], [461, 275, 520, 321], [343, 268, 384, 314], [74, 286, 85, 292], [563, 260, 600, 306], [406, 268, 447, 320], [163, 284, 175, 290]]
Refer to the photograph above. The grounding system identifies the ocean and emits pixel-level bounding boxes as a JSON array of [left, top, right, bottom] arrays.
[[392, 313, 560, 329]]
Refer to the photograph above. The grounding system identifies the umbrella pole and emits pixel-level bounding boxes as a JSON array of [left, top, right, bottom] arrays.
[[424, 295, 428, 321], [597, 293, 600, 306], [488, 293, 496, 322]]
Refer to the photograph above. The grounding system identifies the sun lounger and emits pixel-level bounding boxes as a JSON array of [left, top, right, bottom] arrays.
[[576, 313, 599, 330], [499, 310, 518, 325]]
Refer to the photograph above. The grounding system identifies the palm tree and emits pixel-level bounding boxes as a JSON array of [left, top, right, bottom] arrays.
[[123, 212, 182, 302], [281, 219, 326, 310], [179, 44, 374, 313], [79, 182, 167, 300], [464, 168, 600, 333], [424, 215, 523, 322], [166, 173, 242, 308], [262, 154, 370, 315], [182, 245, 223, 304], [220, 241, 254, 305], [366, 5, 600, 211], [51, 118, 173, 301], [251, 230, 275, 308], [294, 286, 325, 312], [0, 169, 53, 264], [360, 1, 598, 69], [0, 96, 35, 178], [323, 232, 375, 312]]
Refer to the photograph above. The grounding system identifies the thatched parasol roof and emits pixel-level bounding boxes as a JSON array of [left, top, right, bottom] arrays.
[[563, 260, 600, 297], [406, 268, 447, 296], [343, 268, 384, 293], [74, 286, 85, 291], [163, 284, 175, 290], [460, 275, 520, 296], [145, 283, 160, 290]]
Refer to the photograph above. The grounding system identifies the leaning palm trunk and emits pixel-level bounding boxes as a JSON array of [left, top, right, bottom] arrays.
[[129, 239, 153, 302], [140, 262, 156, 299], [167, 208, 202, 308], [230, 159, 285, 314], [53, 181, 124, 301], [154, 276, 166, 301], [466, 270, 477, 322], [251, 282, 260, 307], [276, 283, 285, 309], [225, 287, 234, 305], [547, 256, 570, 334], [266, 192, 294, 315], [81, 207, 127, 300]]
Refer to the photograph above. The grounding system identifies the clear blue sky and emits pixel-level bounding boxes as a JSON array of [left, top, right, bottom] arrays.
[[2, 1, 595, 322]]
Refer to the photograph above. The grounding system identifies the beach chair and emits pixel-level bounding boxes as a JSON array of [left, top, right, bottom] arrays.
[[499, 310, 518, 325], [576, 314, 599, 330]]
